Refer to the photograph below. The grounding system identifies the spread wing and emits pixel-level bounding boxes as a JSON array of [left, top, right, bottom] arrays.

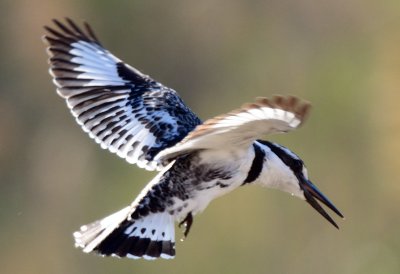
[[43, 18, 201, 171], [156, 96, 311, 162]]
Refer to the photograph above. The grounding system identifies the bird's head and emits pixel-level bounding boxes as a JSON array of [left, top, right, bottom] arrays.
[[254, 140, 344, 228]]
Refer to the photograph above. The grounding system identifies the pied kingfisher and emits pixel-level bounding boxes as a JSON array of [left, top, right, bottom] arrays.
[[43, 18, 343, 260]]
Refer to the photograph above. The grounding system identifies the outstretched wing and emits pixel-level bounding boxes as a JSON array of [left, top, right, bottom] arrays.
[[156, 95, 311, 162], [43, 18, 201, 170]]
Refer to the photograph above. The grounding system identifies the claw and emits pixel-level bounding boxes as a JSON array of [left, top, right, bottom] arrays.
[[178, 212, 193, 241]]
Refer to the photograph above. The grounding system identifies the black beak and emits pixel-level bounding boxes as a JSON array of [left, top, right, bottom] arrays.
[[299, 177, 344, 229]]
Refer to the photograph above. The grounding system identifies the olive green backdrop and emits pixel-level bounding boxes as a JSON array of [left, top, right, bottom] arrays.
[[1, 1, 400, 273]]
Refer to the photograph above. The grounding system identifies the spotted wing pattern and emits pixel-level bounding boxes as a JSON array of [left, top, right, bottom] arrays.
[[43, 18, 201, 170], [156, 96, 311, 162]]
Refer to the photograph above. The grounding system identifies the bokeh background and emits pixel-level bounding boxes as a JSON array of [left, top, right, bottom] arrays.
[[1, 1, 400, 273]]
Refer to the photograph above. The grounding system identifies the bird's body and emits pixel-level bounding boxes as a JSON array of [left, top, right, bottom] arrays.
[[43, 18, 343, 260]]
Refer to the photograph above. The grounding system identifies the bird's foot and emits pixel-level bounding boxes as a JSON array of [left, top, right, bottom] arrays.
[[178, 212, 193, 241]]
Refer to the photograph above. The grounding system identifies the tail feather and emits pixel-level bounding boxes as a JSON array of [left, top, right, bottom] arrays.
[[74, 206, 132, 253], [73, 208, 176, 260]]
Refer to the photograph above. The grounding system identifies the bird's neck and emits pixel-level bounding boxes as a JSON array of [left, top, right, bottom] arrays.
[[252, 142, 304, 199]]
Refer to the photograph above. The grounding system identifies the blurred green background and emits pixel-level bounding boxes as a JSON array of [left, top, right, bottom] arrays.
[[1, 1, 400, 273]]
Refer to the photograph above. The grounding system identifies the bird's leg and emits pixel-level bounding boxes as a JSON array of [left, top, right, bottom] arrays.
[[178, 212, 193, 241]]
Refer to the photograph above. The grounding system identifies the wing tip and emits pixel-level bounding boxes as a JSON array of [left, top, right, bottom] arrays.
[[43, 17, 101, 45]]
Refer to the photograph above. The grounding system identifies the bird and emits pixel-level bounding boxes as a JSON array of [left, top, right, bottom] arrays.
[[43, 18, 344, 260]]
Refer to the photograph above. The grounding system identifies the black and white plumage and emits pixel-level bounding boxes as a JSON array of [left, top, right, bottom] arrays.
[[44, 18, 201, 171], [43, 19, 344, 260]]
